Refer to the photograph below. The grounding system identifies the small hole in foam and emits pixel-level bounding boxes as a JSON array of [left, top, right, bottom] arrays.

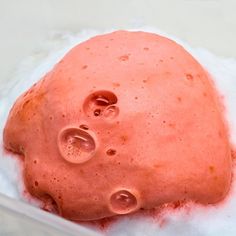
[[106, 149, 117, 156], [79, 124, 89, 130], [94, 109, 101, 116]]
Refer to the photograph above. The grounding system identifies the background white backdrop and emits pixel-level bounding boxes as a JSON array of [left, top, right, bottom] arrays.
[[0, 0, 236, 84]]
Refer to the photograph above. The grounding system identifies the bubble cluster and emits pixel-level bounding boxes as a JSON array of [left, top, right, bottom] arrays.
[[83, 90, 119, 119]]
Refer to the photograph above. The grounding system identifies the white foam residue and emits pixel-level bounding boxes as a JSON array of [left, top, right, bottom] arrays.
[[0, 28, 236, 235]]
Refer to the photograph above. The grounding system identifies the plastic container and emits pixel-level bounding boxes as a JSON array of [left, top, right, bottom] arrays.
[[0, 193, 101, 236]]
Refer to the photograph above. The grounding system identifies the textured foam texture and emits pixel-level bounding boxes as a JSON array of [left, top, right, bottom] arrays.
[[3, 31, 232, 221]]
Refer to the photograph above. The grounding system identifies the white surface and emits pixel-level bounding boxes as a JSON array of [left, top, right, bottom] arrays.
[[0, 28, 236, 235], [0, 0, 236, 85]]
